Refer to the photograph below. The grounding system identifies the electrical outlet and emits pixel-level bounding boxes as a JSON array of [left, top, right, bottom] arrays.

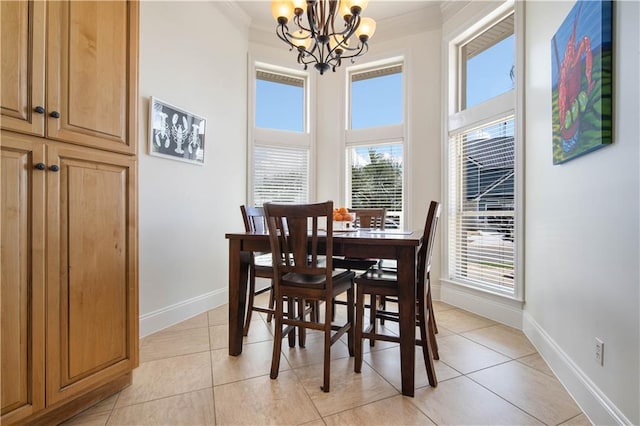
[[595, 338, 604, 366]]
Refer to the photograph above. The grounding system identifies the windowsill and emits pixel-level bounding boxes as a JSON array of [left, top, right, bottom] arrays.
[[441, 278, 524, 303]]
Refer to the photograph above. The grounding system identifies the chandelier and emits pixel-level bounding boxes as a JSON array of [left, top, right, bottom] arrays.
[[271, 0, 377, 75]]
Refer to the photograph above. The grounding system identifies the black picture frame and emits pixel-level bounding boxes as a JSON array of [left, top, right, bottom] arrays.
[[149, 97, 206, 165]]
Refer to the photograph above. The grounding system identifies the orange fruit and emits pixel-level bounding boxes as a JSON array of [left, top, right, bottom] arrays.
[[338, 207, 348, 214]]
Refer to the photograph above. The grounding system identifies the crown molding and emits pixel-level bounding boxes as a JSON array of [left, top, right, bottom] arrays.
[[214, 1, 252, 28]]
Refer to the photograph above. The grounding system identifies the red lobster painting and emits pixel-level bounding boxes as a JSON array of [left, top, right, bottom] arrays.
[[556, 2, 594, 142]]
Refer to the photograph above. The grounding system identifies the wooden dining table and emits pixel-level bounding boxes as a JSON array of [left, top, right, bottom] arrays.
[[225, 228, 423, 397]]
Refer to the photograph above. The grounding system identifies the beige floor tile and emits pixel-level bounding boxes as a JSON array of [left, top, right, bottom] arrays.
[[560, 413, 594, 425], [209, 318, 273, 350], [140, 326, 210, 363], [214, 370, 320, 425], [283, 332, 352, 369], [83, 392, 119, 415], [295, 357, 398, 417], [411, 376, 542, 425], [115, 351, 212, 408], [211, 340, 289, 385], [299, 420, 326, 426], [323, 395, 435, 425], [107, 388, 214, 425], [435, 308, 496, 333], [517, 353, 555, 377], [208, 304, 228, 326], [436, 334, 510, 373], [462, 324, 537, 359], [432, 300, 456, 313], [209, 323, 229, 350], [364, 345, 461, 392], [164, 312, 210, 331], [61, 411, 110, 426], [469, 361, 581, 425]]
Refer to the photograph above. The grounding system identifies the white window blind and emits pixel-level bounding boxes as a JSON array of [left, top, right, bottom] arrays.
[[448, 118, 515, 293], [253, 145, 309, 206], [349, 143, 403, 228]]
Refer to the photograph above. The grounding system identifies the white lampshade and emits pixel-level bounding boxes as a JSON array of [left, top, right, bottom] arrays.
[[356, 17, 376, 40], [271, 0, 294, 22]]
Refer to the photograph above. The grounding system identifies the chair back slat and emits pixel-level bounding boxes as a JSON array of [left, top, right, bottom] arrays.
[[349, 208, 386, 229], [264, 201, 334, 284], [240, 205, 268, 233]]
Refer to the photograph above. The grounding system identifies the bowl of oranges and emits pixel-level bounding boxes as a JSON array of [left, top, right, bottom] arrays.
[[333, 207, 354, 231]]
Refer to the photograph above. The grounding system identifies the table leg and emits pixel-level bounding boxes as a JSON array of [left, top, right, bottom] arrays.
[[397, 247, 416, 397], [228, 239, 249, 355]]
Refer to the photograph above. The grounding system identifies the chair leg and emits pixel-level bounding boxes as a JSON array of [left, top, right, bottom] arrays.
[[379, 295, 386, 325], [322, 298, 333, 392], [287, 297, 296, 348], [418, 286, 437, 387], [369, 294, 377, 347], [243, 267, 256, 336], [354, 285, 365, 373], [427, 284, 438, 334], [298, 298, 307, 348], [347, 285, 355, 357], [428, 307, 439, 360], [266, 280, 275, 323], [270, 295, 283, 380]]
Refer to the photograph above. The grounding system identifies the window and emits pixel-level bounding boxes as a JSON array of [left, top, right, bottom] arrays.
[[255, 71, 305, 132], [346, 62, 405, 227], [348, 143, 403, 228], [253, 145, 309, 206], [350, 65, 403, 129], [447, 8, 520, 297], [250, 66, 311, 206], [448, 119, 515, 291], [460, 15, 515, 110]]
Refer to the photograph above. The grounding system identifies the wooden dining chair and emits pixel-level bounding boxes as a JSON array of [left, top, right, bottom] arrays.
[[264, 201, 355, 392], [240, 205, 275, 336], [353, 200, 441, 387]]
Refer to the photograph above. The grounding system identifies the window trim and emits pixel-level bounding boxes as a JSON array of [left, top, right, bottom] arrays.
[[442, 0, 525, 302]]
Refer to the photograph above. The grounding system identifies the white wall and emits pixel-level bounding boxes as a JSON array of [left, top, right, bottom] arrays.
[[523, 1, 639, 424], [138, 1, 249, 336]]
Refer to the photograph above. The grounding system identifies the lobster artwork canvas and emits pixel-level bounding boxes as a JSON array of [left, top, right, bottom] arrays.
[[551, 0, 613, 165], [149, 97, 206, 165]]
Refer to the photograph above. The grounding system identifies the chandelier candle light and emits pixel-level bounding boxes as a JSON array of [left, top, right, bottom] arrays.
[[271, 0, 377, 75]]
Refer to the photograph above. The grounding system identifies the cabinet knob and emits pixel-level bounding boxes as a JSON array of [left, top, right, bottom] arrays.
[[49, 165, 60, 172], [34, 106, 45, 114], [49, 111, 60, 119], [35, 162, 46, 170]]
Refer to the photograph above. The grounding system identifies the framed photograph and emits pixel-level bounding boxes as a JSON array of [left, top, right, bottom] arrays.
[[149, 97, 206, 165], [551, 0, 613, 165]]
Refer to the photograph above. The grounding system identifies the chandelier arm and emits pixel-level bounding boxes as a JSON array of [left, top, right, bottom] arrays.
[[336, 41, 368, 61]]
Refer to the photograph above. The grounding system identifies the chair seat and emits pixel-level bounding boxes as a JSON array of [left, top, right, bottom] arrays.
[[333, 257, 379, 271], [283, 269, 354, 287]]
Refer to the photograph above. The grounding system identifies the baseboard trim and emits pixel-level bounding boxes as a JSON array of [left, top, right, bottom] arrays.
[[523, 312, 631, 426], [139, 288, 228, 338], [439, 280, 523, 329]]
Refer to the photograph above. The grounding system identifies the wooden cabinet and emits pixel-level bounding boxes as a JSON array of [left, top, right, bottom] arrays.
[[0, 136, 46, 424], [1, 132, 139, 424], [1, 1, 138, 424], [1, 0, 138, 155]]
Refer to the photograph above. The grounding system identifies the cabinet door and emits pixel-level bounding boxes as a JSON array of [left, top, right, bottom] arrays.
[[47, 1, 139, 154], [0, 132, 45, 423], [0, 0, 45, 135], [46, 142, 138, 405]]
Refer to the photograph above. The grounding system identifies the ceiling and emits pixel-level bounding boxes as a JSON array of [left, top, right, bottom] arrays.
[[235, 1, 445, 39]]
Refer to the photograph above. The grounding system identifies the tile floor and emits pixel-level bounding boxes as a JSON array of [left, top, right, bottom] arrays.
[[62, 293, 591, 425]]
